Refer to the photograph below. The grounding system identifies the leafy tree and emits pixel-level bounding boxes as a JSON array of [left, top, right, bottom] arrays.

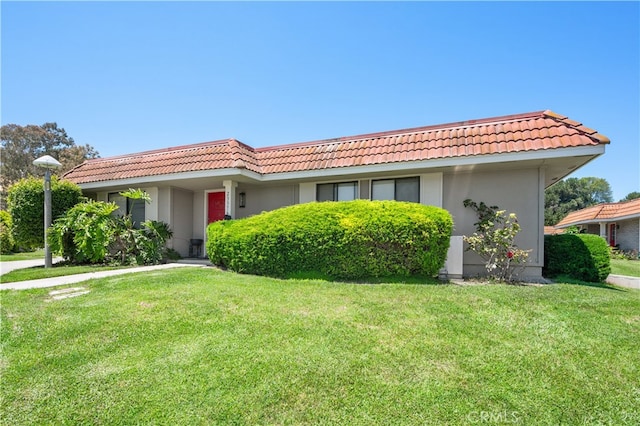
[[0, 123, 99, 207], [6, 176, 83, 250], [545, 177, 613, 225], [621, 191, 640, 202]]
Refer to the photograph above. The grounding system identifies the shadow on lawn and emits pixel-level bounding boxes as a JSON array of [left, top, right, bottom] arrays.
[[284, 270, 443, 285], [549, 274, 628, 292]]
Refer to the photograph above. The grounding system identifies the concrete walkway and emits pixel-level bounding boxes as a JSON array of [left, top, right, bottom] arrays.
[[606, 274, 640, 290], [0, 262, 206, 291], [0, 257, 63, 275]]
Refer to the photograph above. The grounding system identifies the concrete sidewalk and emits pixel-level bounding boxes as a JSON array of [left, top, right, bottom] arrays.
[[0, 257, 63, 275], [606, 274, 640, 290], [0, 263, 204, 291]]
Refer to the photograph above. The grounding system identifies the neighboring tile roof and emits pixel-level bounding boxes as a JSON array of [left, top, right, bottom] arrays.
[[556, 198, 640, 227], [64, 110, 609, 184], [544, 226, 564, 235]]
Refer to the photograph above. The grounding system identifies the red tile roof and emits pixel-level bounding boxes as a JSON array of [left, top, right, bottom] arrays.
[[544, 226, 564, 235], [556, 198, 640, 227], [64, 110, 609, 184]]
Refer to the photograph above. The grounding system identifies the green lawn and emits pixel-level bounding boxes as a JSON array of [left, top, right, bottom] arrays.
[[610, 258, 640, 277], [0, 264, 126, 283], [0, 249, 45, 262], [1, 268, 638, 425]]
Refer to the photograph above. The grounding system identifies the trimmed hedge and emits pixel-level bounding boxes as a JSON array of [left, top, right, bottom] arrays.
[[544, 234, 611, 282], [207, 200, 453, 279], [7, 176, 83, 250], [0, 210, 15, 254]]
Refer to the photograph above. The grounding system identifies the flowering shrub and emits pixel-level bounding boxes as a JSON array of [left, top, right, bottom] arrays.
[[463, 199, 530, 282]]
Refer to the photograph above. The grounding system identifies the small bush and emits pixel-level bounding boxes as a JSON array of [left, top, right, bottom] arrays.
[[544, 234, 611, 282], [207, 200, 453, 280], [0, 210, 15, 254]]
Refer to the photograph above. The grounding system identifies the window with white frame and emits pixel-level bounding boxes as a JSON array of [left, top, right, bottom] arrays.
[[316, 181, 358, 202], [371, 177, 420, 202], [108, 192, 145, 228]]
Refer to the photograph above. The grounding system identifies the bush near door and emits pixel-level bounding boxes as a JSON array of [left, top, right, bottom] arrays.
[[207, 200, 453, 280]]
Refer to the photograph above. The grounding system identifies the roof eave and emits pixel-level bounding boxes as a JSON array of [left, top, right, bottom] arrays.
[[76, 168, 263, 190], [74, 144, 606, 190]]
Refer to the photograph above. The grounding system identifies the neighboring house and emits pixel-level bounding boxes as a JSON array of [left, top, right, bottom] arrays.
[[544, 226, 564, 235], [555, 198, 640, 254], [63, 110, 609, 280]]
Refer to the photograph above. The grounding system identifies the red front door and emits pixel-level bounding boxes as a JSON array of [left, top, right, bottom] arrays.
[[208, 192, 226, 224], [609, 223, 616, 247]]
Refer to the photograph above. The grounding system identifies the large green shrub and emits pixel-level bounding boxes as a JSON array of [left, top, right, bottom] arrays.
[[0, 210, 15, 254], [49, 199, 119, 264], [7, 176, 82, 249], [49, 190, 174, 266], [207, 200, 453, 279], [544, 234, 611, 282]]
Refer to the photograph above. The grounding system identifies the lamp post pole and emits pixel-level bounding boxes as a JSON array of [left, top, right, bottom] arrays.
[[43, 168, 53, 268], [33, 155, 62, 268]]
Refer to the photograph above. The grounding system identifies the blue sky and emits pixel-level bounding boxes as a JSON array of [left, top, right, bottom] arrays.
[[2, 1, 638, 201]]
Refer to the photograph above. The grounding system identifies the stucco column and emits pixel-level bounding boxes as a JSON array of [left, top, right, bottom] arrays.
[[599, 222, 607, 239], [223, 180, 238, 219]]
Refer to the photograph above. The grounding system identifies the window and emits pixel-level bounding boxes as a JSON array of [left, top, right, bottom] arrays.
[[371, 177, 420, 202], [316, 181, 358, 202], [108, 192, 145, 227]]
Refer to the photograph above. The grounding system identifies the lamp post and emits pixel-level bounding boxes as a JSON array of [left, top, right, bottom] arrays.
[[33, 155, 62, 268]]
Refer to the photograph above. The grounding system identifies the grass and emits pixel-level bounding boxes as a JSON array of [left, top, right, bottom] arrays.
[[0, 249, 45, 262], [1, 268, 638, 425], [610, 258, 640, 277], [0, 264, 126, 283]]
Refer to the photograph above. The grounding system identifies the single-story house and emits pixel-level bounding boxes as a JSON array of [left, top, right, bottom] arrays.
[[63, 110, 609, 280], [555, 198, 640, 254]]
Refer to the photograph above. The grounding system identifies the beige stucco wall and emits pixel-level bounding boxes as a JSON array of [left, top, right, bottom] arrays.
[[443, 167, 544, 280], [235, 185, 299, 219], [90, 168, 546, 278], [617, 218, 639, 253], [170, 188, 194, 256], [193, 191, 205, 241]]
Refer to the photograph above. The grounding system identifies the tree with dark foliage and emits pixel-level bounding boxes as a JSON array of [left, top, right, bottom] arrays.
[[545, 177, 613, 225], [0, 122, 98, 207]]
